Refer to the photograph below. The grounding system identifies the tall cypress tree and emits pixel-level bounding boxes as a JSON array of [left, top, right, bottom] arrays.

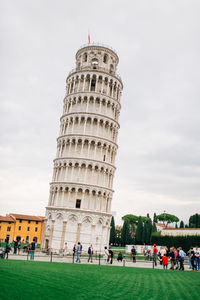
[[121, 220, 131, 246], [135, 216, 143, 244], [153, 213, 157, 223], [109, 216, 116, 245], [180, 220, 184, 228], [146, 219, 152, 244]]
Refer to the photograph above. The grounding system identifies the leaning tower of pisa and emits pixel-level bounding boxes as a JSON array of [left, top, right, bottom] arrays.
[[42, 43, 123, 252]]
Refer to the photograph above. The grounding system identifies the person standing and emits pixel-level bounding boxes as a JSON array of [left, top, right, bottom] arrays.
[[178, 247, 186, 270], [190, 247, 196, 271], [174, 248, 180, 270], [104, 246, 109, 264], [160, 254, 169, 269], [13, 240, 18, 254], [109, 249, 114, 264], [17, 241, 21, 255], [117, 252, 123, 262], [30, 239, 36, 260], [160, 247, 166, 265], [88, 244, 93, 263], [169, 247, 175, 270], [131, 246, 136, 263], [76, 242, 81, 263], [153, 244, 158, 266], [194, 246, 200, 271]]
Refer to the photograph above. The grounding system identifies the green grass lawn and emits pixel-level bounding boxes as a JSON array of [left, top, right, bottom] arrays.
[[0, 260, 199, 300]]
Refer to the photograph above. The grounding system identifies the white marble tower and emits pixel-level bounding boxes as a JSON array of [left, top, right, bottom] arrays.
[[42, 43, 123, 252]]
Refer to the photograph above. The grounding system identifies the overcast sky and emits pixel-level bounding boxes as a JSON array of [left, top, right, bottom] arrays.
[[1, 0, 200, 225]]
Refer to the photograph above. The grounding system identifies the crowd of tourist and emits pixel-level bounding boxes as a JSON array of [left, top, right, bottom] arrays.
[[1, 239, 199, 271]]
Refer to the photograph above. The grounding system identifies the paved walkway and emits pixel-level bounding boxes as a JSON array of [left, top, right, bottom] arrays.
[[6, 253, 192, 271]]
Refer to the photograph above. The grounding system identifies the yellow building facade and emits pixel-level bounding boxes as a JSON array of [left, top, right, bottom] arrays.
[[0, 214, 44, 244]]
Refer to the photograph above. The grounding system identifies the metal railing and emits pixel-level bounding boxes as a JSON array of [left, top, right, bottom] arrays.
[[77, 43, 118, 56]]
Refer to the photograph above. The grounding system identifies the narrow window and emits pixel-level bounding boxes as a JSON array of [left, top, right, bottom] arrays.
[[26, 236, 29, 242], [18, 226, 21, 231], [76, 199, 81, 209], [91, 79, 96, 91], [19, 219, 22, 223], [7, 226, 11, 232], [6, 235, 10, 242], [84, 53, 87, 62], [36, 221, 38, 224], [27, 227, 30, 231], [103, 54, 108, 63], [35, 227, 38, 232], [28, 220, 31, 224], [103, 155, 106, 162]]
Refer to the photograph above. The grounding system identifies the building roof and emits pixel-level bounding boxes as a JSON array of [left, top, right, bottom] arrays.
[[9, 214, 45, 221], [156, 223, 175, 229], [0, 215, 15, 222], [163, 228, 200, 230]]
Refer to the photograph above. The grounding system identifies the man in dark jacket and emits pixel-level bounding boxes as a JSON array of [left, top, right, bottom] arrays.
[[30, 239, 36, 260]]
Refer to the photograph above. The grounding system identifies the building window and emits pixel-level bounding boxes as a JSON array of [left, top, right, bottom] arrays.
[[103, 54, 108, 63], [103, 155, 106, 162], [18, 226, 21, 231], [7, 226, 11, 232], [76, 199, 81, 209], [27, 227, 30, 231], [19, 219, 22, 223], [36, 221, 38, 224], [83, 53, 87, 62], [28, 220, 31, 224], [26, 236, 29, 243], [0, 226, 1, 230], [92, 59, 99, 69], [8, 222, 11, 224], [35, 227, 38, 232], [91, 79, 96, 91]]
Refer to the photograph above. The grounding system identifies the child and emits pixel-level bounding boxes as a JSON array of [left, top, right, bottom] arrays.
[[160, 254, 169, 269]]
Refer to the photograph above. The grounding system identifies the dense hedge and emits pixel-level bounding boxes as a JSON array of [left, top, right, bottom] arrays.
[[151, 233, 200, 253]]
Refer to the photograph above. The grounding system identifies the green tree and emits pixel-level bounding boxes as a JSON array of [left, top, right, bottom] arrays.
[[109, 216, 116, 245], [135, 216, 143, 244], [189, 214, 200, 228], [122, 214, 138, 224], [121, 220, 131, 246], [153, 213, 157, 223], [155, 213, 179, 225], [180, 220, 184, 228], [146, 219, 153, 244]]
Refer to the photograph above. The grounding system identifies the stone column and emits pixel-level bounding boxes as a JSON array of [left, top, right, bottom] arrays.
[[60, 221, 67, 250], [49, 220, 55, 249], [76, 223, 82, 243], [41, 219, 47, 249]]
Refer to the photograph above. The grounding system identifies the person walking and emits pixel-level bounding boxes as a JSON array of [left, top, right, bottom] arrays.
[[88, 244, 93, 263], [30, 239, 36, 260], [153, 244, 158, 266], [194, 246, 200, 271], [104, 246, 109, 264], [178, 247, 186, 270], [76, 242, 81, 263], [131, 246, 136, 263]]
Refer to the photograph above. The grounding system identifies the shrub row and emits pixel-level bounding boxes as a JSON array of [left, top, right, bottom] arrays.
[[151, 233, 200, 253]]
